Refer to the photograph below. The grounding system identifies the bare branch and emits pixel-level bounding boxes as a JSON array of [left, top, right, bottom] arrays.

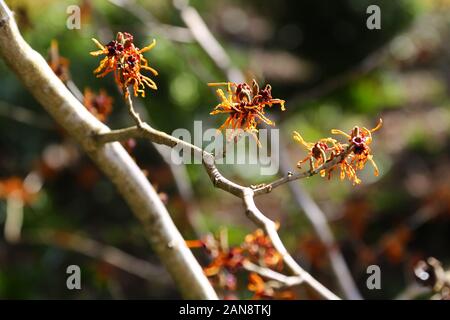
[[0, 0, 343, 300], [0, 1, 217, 300], [259, 138, 363, 299], [123, 88, 145, 127], [94, 122, 340, 299]]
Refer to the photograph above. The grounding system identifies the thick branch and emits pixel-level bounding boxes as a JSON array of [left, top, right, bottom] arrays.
[[95, 123, 340, 298], [242, 188, 340, 300], [171, 0, 346, 299], [0, 1, 217, 300], [95, 123, 340, 299]]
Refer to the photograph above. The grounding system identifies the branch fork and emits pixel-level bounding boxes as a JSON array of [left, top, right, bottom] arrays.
[[94, 93, 341, 300]]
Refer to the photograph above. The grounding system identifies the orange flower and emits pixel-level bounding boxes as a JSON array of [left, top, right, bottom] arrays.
[[248, 272, 266, 297], [380, 225, 412, 264], [243, 229, 283, 270], [90, 32, 158, 97], [83, 88, 113, 122], [248, 273, 295, 300], [187, 233, 245, 277], [203, 246, 244, 277], [209, 80, 285, 146], [292, 118, 382, 185], [188, 228, 290, 297], [186, 232, 243, 295]]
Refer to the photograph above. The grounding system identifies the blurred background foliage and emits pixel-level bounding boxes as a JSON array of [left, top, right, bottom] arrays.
[[0, 0, 450, 299]]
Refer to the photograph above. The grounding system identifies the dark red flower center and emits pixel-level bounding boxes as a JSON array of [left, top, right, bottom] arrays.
[[352, 136, 365, 146], [352, 136, 367, 154], [106, 41, 123, 56]]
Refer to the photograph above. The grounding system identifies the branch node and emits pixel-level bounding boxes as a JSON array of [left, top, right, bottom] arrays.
[[167, 240, 176, 249], [0, 17, 7, 28], [0, 2, 13, 29]]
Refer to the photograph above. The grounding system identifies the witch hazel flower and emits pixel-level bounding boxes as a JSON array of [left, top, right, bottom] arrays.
[[293, 119, 383, 185], [90, 32, 158, 98]]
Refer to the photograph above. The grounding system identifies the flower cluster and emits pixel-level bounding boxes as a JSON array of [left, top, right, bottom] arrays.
[[187, 228, 291, 299], [90, 32, 158, 97], [293, 119, 382, 185], [186, 232, 243, 295], [83, 88, 113, 122], [293, 132, 341, 176], [209, 80, 285, 146], [242, 228, 283, 270]]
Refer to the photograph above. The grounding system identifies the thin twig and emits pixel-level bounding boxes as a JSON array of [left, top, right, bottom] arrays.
[[93, 0, 353, 299], [95, 124, 350, 198], [94, 123, 340, 300], [252, 146, 354, 196], [277, 163, 364, 299], [123, 87, 144, 128]]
